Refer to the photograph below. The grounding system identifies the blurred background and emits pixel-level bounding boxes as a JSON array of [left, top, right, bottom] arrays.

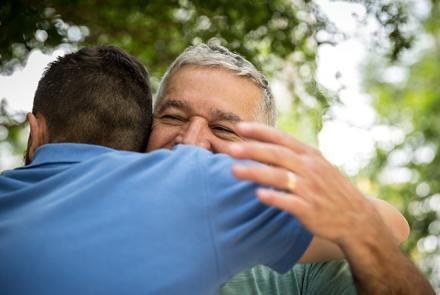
[[1, 0, 439, 290]]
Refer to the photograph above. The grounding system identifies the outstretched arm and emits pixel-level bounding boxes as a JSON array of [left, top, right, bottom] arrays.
[[223, 122, 434, 295]]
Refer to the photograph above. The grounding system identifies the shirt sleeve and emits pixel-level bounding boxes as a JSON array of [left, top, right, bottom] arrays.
[[196, 149, 313, 281]]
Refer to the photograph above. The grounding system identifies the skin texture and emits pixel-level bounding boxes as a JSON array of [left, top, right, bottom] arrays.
[[226, 123, 434, 294], [147, 65, 434, 294], [147, 65, 261, 152]]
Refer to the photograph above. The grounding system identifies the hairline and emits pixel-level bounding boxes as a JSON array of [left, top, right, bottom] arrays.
[[154, 44, 276, 126]]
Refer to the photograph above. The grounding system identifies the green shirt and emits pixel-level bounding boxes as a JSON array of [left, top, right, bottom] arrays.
[[217, 261, 357, 295]]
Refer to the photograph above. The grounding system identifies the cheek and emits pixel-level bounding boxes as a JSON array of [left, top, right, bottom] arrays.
[[146, 126, 179, 151]]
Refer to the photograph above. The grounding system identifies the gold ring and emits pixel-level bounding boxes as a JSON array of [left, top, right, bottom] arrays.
[[286, 171, 297, 192]]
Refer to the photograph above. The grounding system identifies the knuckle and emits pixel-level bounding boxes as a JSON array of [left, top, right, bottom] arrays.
[[274, 169, 286, 186], [274, 129, 287, 143], [252, 167, 265, 180], [304, 157, 321, 173], [243, 143, 256, 156], [307, 181, 321, 195], [268, 146, 284, 163], [305, 181, 321, 195]]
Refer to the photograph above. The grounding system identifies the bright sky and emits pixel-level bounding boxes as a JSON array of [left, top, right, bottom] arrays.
[[0, 1, 398, 174], [314, 0, 379, 175]]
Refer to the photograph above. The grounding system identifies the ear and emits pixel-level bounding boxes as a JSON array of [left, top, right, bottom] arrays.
[[26, 112, 48, 162]]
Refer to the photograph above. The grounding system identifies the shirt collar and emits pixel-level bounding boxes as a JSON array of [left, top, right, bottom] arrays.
[[30, 143, 117, 166]]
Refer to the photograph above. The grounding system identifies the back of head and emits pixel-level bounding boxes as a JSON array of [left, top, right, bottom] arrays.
[[155, 41, 276, 126], [33, 45, 152, 152]]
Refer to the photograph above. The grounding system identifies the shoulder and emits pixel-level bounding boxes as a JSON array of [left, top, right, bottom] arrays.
[[95, 145, 238, 182], [96, 145, 207, 168], [169, 145, 246, 180]]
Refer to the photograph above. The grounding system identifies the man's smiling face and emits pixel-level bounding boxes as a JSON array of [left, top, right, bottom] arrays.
[[147, 65, 264, 152]]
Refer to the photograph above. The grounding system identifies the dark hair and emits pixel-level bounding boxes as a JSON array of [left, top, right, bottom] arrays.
[[32, 45, 152, 152]]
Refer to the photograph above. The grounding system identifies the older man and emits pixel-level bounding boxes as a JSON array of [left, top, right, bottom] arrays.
[[147, 42, 433, 294]]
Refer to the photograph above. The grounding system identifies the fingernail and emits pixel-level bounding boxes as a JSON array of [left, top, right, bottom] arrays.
[[237, 122, 252, 130], [257, 189, 271, 201], [229, 143, 243, 153], [232, 165, 246, 173]]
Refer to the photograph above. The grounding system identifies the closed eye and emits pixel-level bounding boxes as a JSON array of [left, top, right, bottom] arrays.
[[211, 125, 237, 136], [213, 126, 231, 132], [160, 114, 186, 122]]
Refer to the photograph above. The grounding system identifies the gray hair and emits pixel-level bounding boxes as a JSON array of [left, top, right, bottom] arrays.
[[155, 41, 276, 126]]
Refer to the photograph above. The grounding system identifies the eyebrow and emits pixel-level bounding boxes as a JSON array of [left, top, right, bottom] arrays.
[[211, 109, 242, 123], [156, 99, 190, 114], [157, 98, 243, 123]]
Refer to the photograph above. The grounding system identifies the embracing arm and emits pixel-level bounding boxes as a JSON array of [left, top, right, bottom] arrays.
[[224, 122, 434, 295]]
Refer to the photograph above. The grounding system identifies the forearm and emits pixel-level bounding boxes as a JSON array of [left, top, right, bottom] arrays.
[[341, 215, 434, 294], [299, 199, 434, 293]]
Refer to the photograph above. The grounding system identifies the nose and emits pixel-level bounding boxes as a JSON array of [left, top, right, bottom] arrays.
[[178, 118, 212, 150]]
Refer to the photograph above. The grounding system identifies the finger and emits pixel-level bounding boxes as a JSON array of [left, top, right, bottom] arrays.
[[256, 188, 310, 220], [226, 141, 307, 175], [236, 122, 310, 154], [232, 164, 304, 194]]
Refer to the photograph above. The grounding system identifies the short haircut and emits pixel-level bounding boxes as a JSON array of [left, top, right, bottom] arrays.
[[32, 45, 152, 152], [155, 41, 276, 126]]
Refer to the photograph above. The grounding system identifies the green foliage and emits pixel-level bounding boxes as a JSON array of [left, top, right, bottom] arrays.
[[349, 0, 415, 60], [0, 99, 27, 167], [1, 0, 328, 78], [2, 1, 436, 286], [1, 0, 415, 81], [362, 0, 440, 287]]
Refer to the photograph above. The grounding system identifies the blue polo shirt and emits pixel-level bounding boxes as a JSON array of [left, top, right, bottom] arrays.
[[0, 143, 312, 295]]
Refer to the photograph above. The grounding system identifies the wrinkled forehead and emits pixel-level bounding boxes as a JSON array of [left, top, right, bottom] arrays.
[[155, 65, 264, 121], [156, 97, 244, 124]]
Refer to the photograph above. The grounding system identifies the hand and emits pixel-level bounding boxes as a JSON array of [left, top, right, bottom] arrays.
[[223, 122, 436, 294], [224, 122, 390, 247]]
